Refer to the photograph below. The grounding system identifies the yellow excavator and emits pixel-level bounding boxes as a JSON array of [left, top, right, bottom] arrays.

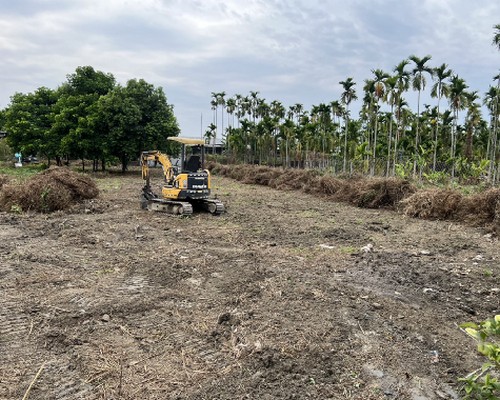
[[140, 137, 224, 216]]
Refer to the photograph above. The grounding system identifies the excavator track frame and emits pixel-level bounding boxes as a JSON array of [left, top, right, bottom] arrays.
[[147, 198, 194, 216], [196, 198, 225, 215]]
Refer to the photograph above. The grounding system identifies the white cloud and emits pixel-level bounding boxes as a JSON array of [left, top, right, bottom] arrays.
[[0, 0, 499, 136]]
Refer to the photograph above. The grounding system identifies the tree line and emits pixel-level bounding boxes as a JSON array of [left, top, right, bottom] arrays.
[[0, 66, 180, 171], [207, 25, 500, 183]]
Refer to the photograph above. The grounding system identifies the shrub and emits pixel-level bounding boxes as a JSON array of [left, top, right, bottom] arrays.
[[460, 315, 500, 399]]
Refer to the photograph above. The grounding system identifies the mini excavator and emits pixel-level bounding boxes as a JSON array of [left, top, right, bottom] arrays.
[[140, 137, 224, 216]]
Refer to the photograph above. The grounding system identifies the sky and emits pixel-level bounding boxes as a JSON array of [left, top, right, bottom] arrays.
[[0, 0, 499, 140]]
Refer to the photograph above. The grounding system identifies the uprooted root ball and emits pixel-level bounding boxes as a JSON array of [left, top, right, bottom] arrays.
[[0, 167, 99, 212]]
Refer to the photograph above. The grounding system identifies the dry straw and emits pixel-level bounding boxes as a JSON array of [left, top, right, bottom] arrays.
[[0, 167, 99, 212]]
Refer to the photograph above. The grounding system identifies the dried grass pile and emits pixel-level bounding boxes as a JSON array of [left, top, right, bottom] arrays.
[[0, 167, 99, 212], [345, 178, 416, 209], [269, 169, 320, 191], [209, 162, 415, 210], [242, 166, 282, 186], [459, 188, 500, 227], [209, 162, 500, 229], [0, 175, 10, 189], [402, 187, 500, 230], [402, 189, 463, 219]]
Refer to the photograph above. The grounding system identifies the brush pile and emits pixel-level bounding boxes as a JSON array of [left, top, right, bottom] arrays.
[[0, 175, 10, 189], [402, 188, 500, 228], [209, 162, 415, 209], [0, 167, 99, 212], [209, 162, 500, 230]]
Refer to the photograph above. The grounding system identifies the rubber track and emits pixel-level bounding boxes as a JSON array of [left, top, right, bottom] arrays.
[[147, 199, 194, 215]]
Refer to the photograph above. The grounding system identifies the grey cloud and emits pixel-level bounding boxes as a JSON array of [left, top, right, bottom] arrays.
[[0, 0, 499, 136]]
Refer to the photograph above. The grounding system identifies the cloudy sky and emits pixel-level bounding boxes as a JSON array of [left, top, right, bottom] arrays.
[[0, 0, 499, 138]]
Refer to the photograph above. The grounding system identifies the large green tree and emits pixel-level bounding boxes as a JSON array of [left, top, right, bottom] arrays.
[[4, 87, 58, 163], [51, 66, 116, 166], [97, 79, 179, 171]]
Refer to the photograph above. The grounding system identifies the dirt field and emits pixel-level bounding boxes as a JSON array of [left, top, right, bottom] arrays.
[[1, 170, 499, 399]]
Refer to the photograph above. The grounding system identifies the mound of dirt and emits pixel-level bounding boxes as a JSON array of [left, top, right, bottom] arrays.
[[0, 167, 99, 212]]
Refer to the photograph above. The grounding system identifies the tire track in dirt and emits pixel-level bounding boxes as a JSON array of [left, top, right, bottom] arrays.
[[32, 361, 99, 400]]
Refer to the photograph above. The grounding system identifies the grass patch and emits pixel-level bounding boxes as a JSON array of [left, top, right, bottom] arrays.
[[0, 164, 47, 179], [95, 177, 123, 191]]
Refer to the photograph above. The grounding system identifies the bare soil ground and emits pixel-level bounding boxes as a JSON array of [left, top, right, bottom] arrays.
[[1, 170, 499, 399]]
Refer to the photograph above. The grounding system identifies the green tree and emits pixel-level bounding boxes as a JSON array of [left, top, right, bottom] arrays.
[[464, 91, 482, 161], [0, 109, 5, 129], [431, 63, 452, 170], [340, 77, 358, 172], [52, 66, 116, 167], [97, 79, 179, 172], [409, 55, 433, 174], [205, 123, 216, 147], [96, 86, 141, 172], [384, 76, 398, 175], [370, 69, 390, 175], [392, 60, 411, 172], [210, 92, 218, 153], [226, 97, 237, 130], [484, 77, 500, 181], [4, 87, 58, 163], [449, 75, 469, 177], [493, 24, 500, 51]]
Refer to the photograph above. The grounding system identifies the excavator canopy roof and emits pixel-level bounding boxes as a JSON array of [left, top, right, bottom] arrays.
[[168, 137, 205, 146]]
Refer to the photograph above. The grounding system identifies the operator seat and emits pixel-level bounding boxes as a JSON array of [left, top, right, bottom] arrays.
[[184, 155, 201, 172]]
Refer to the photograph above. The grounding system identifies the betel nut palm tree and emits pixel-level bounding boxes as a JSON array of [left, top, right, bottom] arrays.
[[409, 55, 433, 175], [430, 63, 452, 171], [339, 77, 357, 172], [370, 69, 390, 175], [448, 75, 468, 178], [493, 24, 500, 51]]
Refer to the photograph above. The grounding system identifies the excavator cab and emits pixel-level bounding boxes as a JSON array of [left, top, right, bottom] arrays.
[[183, 154, 201, 173], [140, 137, 224, 215]]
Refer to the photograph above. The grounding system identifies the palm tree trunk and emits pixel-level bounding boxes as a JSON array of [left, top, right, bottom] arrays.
[[343, 115, 349, 172], [372, 110, 378, 176], [387, 105, 394, 177], [451, 111, 458, 178], [465, 127, 473, 161], [433, 96, 441, 171], [413, 89, 421, 176], [489, 87, 499, 182]]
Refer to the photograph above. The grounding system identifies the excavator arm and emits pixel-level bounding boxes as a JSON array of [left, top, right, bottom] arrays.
[[140, 151, 175, 187]]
